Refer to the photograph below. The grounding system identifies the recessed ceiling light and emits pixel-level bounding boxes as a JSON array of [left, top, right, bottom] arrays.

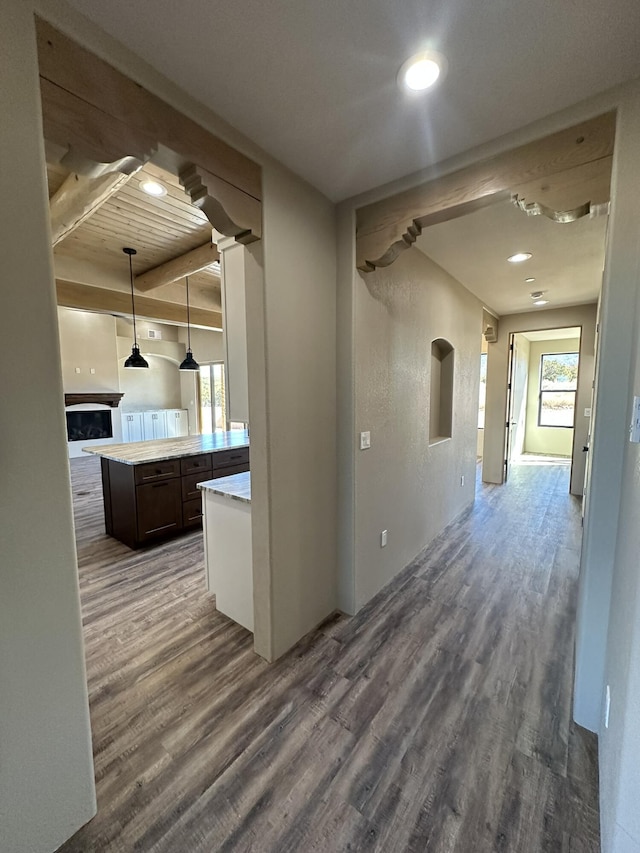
[[398, 50, 447, 92], [507, 252, 532, 263], [140, 180, 167, 198], [533, 299, 549, 306], [525, 277, 536, 283]]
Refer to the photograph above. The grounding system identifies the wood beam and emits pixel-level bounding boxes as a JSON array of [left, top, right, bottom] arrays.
[[135, 242, 220, 292], [36, 18, 261, 202], [356, 112, 616, 272], [56, 280, 222, 329], [50, 170, 137, 246]]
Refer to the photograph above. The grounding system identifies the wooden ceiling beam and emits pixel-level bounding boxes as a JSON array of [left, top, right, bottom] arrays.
[[135, 241, 220, 292], [56, 279, 222, 329], [356, 112, 616, 272], [50, 170, 137, 246]]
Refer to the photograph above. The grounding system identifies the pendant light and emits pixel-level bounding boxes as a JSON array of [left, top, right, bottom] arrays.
[[123, 247, 149, 369], [179, 275, 199, 370]]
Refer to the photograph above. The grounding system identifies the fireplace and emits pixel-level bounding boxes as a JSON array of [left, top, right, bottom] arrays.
[[66, 409, 113, 442]]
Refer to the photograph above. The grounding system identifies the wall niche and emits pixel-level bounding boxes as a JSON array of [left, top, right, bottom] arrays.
[[430, 338, 454, 443]]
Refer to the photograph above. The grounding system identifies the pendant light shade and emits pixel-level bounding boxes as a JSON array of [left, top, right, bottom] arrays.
[[123, 247, 149, 369], [179, 275, 199, 371]]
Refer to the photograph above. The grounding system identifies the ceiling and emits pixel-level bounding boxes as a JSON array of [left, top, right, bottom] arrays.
[[416, 198, 607, 315], [65, 0, 640, 201], [47, 158, 222, 314]]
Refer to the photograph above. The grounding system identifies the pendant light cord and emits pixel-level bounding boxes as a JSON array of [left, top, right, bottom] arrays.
[[186, 275, 192, 351], [128, 251, 138, 346]]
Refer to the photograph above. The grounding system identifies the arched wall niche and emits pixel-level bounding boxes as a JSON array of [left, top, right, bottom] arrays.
[[430, 338, 454, 443]]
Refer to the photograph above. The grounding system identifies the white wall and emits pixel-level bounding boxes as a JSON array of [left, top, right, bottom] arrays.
[[524, 338, 580, 457], [353, 248, 481, 608], [58, 307, 119, 391], [0, 4, 96, 852]]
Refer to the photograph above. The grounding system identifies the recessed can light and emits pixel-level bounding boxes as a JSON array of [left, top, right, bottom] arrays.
[[140, 180, 167, 197], [398, 50, 447, 92], [525, 277, 536, 283], [533, 299, 549, 306], [507, 252, 532, 263]]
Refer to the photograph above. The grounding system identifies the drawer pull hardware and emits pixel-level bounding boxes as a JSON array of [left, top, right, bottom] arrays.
[[152, 482, 169, 488]]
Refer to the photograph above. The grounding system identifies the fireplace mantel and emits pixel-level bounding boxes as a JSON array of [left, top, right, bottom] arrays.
[[65, 392, 125, 408]]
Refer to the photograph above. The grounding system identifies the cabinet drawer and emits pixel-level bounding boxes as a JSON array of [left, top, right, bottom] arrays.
[[209, 462, 249, 480], [134, 459, 180, 484], [182, 470, 212, 502], [212, 447, 250, 471], [182, 497, 204, 529], [180, 453, 213, 476], [136, 479, 182, 542]]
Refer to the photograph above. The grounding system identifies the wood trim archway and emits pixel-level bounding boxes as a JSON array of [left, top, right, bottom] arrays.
[[355, 112, 615, 273]]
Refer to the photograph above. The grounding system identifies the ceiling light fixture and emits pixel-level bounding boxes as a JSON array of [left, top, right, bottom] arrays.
[[179, 275, 199, 371], [123, 247, 149, 369], [530, 290, 549, 307], [533, 299, 549, 306], [507, 252, 532, 263], [525, 277, 536, 283], [398, 50, 447, 92], [140, 179, 167, 197]]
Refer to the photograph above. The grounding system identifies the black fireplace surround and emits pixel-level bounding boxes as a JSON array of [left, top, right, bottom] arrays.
[[66, 409, 113, 442]]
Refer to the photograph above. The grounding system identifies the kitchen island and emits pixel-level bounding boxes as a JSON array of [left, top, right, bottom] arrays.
[[84, 431, 249, 549], [198, 471, 253, 632]]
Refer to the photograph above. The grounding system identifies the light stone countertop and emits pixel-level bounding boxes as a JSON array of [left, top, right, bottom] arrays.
[[83, 431, 249, 465], [198, 471, 251, 504]]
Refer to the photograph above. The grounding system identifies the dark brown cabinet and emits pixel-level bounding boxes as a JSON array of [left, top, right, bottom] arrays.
[[100, 446, 249, 549]]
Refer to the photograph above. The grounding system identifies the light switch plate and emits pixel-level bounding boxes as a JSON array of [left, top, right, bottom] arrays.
[[584, 407, 591, 418], [360, 431, 371, 450]]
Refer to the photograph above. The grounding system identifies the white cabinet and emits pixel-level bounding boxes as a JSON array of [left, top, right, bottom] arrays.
[[121, 409, 189, 442], [166, 409, 189, 437], [121, 411, 144, 443], [142, 410, 168, 440]]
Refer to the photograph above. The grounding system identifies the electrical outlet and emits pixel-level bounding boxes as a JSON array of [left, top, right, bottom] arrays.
[[380, 529, 388, 547], [360, 431, 371, 450], [605, 685, 611, 729], [75, 367, 81, 374]]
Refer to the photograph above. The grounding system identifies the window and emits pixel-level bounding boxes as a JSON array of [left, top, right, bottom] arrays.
[[478, 352, 487, 429], [538, 352, 579, 428], [199, 362, 227, 433]]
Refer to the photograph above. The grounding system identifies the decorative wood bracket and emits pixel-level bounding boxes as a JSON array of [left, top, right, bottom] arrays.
[[180, 164, 262, 244]]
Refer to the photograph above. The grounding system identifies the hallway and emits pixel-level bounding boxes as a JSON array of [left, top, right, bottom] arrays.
[[58, 455, 599, 852]]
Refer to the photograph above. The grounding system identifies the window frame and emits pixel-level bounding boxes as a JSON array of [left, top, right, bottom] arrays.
[[537, 351, 579, 429]]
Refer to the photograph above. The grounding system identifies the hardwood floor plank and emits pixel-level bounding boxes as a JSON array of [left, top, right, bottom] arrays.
[[56, 455, 600, 852]]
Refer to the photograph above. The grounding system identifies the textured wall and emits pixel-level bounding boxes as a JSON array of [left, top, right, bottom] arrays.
[[354, 248, 481, 608]]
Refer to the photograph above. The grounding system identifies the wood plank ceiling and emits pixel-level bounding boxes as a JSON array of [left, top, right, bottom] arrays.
[[46, 159, 222, 315]]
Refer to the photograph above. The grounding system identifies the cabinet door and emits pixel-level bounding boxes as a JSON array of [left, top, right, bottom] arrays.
[[121, 412, 144, 442], [166, 409, 189, 438], [142, 410, 168, 440], [136, 479, 182, 542]]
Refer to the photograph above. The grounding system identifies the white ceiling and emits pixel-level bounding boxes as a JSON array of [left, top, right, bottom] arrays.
[[65, 0, 640, 202], [416, 199, 607, 315]]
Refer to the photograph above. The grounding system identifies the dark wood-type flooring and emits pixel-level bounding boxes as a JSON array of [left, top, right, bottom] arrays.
[[57, 455, 600, 852]]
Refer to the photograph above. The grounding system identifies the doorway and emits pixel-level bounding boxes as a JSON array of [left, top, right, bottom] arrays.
[[504, 326, 582, 485]]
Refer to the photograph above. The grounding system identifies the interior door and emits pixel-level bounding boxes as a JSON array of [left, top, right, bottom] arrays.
[[504, 334, 517, 482]]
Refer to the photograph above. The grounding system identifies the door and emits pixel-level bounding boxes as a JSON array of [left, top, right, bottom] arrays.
[[122, 412, 144, 443], [143, 410, 168, 440], [504, 334, 516, 482]]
